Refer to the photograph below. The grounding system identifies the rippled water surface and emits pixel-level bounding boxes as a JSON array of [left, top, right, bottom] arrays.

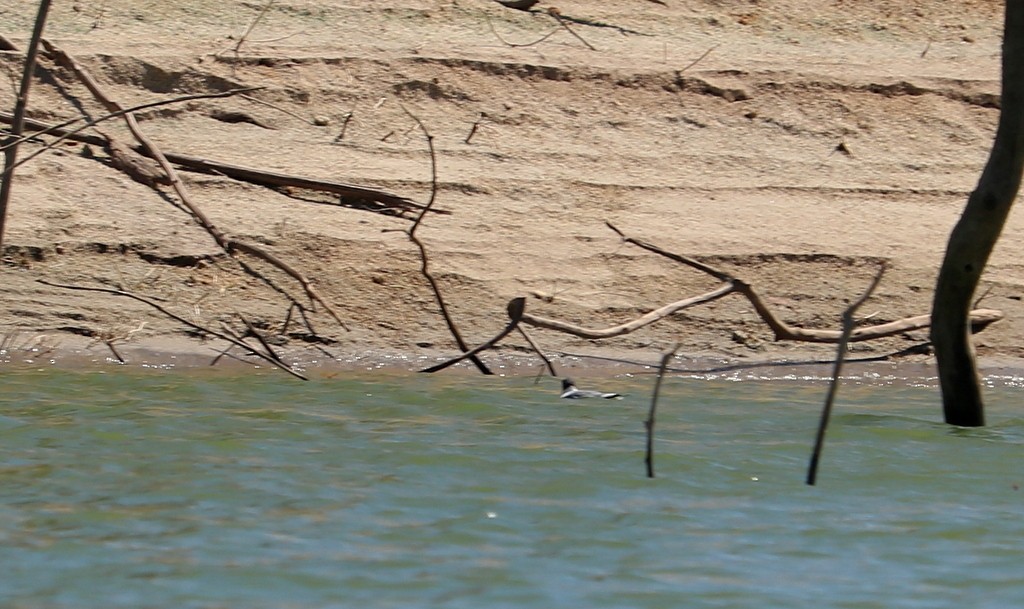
[[1, 369, 1023, 608]]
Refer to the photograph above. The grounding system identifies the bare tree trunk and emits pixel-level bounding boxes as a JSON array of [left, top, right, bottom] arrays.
[[932, 1, 1024, 427]]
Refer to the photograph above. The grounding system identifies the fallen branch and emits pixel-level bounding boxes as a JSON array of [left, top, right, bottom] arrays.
[[216, 0, 275, 61], [807, 264, 887, 486], [37, 279, 308, 380], [0, 111, 424, 215], [486, 16, 559, 48], [41, 39, 347, 329], [522, 282, 735, 339], [604, 222, 1002, 343]]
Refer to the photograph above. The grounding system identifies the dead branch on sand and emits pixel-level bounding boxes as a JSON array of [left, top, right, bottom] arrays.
[[0, 111, 425, 216], [424, 222, 1001, 373], [600, 222, 1002, 343], [40, 39, 347, 328], [37, 279, 308, 380]]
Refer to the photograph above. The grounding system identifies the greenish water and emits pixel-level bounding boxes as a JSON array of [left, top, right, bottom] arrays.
[[1, 369, 1023, 609]]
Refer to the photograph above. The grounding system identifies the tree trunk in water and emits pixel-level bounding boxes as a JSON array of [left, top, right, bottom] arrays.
[[932, 2, 1024, 427]]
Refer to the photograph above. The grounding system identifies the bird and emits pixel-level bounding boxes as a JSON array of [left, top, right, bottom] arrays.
[[559, 378, 622, 399]]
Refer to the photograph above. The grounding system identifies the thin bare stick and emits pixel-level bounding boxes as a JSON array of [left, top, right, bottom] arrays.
[[0, 0, 52, 249], [646, 343, 680, 479], [104, 340, 126, 364], [236, 312, 296, 372], [41, 40, 347, 329], [678, 44, 720, 74], [806, 264, 887, 486], [209, 343, 234, 367], [516, 325, 558, 377], [37, 279, 308, 380], [401, 105, 492, 374], [465, 113, 485, 144], [0, 111, 421, 213], [549, 9, 597, 51], [0, 88, 261, 156], [239, 93, 315, 125], [217, 0, 275, 60], [420, 298, 525, 373], [333, 112, 353, 142], [486, 16, 559, 48]]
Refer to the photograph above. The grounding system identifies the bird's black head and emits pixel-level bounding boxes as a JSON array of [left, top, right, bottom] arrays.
[[561, 378, 575, 390]]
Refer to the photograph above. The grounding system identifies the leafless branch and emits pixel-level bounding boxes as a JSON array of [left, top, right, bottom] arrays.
[[37, 279, 308, 380], [401, 105, 492, 374], [806, 263, 887, 486], [40, 39, 347, 329], [645, 343, 680, 479]]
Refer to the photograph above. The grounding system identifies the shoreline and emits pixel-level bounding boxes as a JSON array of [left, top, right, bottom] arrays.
[[5, 334, 1024, 386]]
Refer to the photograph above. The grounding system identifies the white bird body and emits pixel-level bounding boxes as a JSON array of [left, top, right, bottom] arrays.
[[560, 378, 621, 399]]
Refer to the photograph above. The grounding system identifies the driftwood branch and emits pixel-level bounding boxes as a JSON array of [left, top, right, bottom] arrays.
[[40, 39, 347, 330], [0, 111, 425, 215], [806, 264, 887, 486], [521, 282, 736, 339], [36, 279, 308, 380], [515, 222, 1002, 345]]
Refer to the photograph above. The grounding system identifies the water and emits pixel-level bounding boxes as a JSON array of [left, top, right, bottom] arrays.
[[1, 369, 1023, 608]]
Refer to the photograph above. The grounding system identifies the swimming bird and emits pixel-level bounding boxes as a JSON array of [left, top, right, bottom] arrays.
[[560, 378, 622, 399]]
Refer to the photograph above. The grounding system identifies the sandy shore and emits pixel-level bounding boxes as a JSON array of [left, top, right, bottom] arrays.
[[1, 0, 1020, 376]]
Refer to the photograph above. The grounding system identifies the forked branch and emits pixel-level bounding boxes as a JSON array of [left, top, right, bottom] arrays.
[[41, 39, 346, 329]]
